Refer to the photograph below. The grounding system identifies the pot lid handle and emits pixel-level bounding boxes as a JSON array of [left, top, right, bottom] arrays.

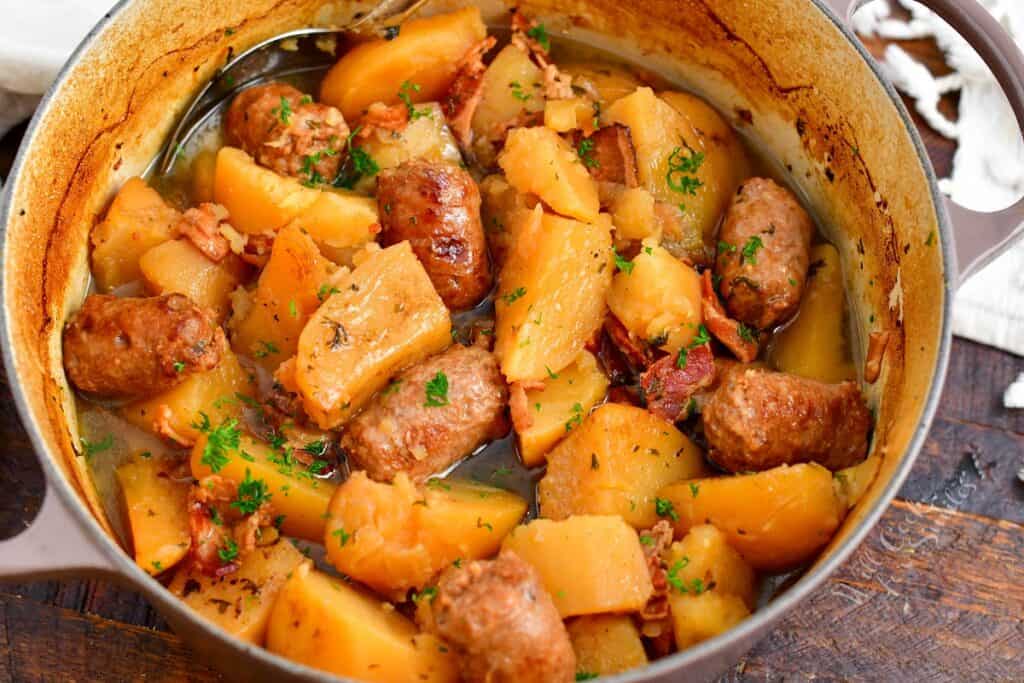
[[823, 0, 1024, 287]]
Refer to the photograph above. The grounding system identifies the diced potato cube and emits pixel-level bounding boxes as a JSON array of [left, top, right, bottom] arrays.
[[834, 455, 881, 509], [658, 463, 846, 571], [669, 590, 750, 651], [610, 187, 660, 243], [539, 404, 708, 528], [606, 242, 702, 354], [567, 615, 648, 677], [499, 127, 600, 223], [295, 241, 451, 429], [544, 97, 595, 134], [516, 351, 609, 467], [283, 189, 380, 265], [502, 515, 653, 618], [324, 472, 527, 596], [116, 455, 191, 575], [320, 7, 487, 122], [495, 211, 612, 383], [266, 563, 458, 682], [91, 178, 180, 290], [191, 149, 217, 203], [561, 62, 644, 108], [169, 539, 307, 645], [121, 349, 255, 444], [139, 239, 247, 320], [479, 175, 540, 269], [663, 525, 756, 609], [768, 243, 856, 383], [231, 225, 333, 372], [472, 45, 546, 163], [191, 431, 337, 543]]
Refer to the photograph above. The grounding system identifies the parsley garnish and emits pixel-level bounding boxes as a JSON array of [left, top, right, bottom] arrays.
[[666, 144, 705, 195], [302, 440, 328, 458], [665, 556, 690, 592], [426, 478, 451, 491], [577, 137, 599, 168], [689, 482, 700, 498], [476, 518, 493, 532], [231, 468, 272, 515], [613, 248, 634, 275], [331, 527, 351, 547], [288, 300, 299, 318], [151, 560, 163, 571], [576, 673, 599, 681], [272, 96, 293, 125], [218, 538, 239, 564], [398, 81, 430, 120], [80, 434, 114, 461], [412, 586, 438, 603], [676, 324, 711, 368], [195, 415, 240, 473], [717, 240, 736, 255], [740, 236, 764, 265], [564, 402, 584, 433], [655, 497, 679, 521], [527, 23, 550, 51], [333, 126, 379, 189], [317, 284, 340, 301], [545, 365, 559, 380], [737, 323, 758, 343], [925, 231, 936, 246], [254, 340, 280, 358], [639, 534, 654, 546], [424, 371, 450, 407], [299, 149, 337, 188], [509, 80, 531, 102], [173, 361, 185, 374], [501, 287, 526, 305]]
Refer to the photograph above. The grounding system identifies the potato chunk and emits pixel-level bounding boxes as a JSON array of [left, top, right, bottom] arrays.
[[658, 463, 846, 571], [768, 243, 856, 383], [191, 431, 337, 542], [539, 404, 707, 528], [121, 348, 255, 444], [606, 242, 703, 354], [267, 563, 458, 682], [567, 615, 648, 677], [116, 455, 191, 575], [516, 351, 609, 467], [499, 127, 600, 223], [324, 472, 526, 596], [169, 539, 307, 645], [494, 211, 612, 383], [834, 454, 881, 509], [472, 45, 545, 153], [295, 241, 451, 429], [91, 178, 180, 291], [231, 225, 332, 372], [664, 524, 756, 609], [139, 239, 247, 321], [213, 147, 378, 253], [478, 175, 539, 268], [669, 591, 750, 650], [561, 62, 644, 108], [320, 7, 486, 122], [609, 187, 660, 243], [502, 515, 653, 617]]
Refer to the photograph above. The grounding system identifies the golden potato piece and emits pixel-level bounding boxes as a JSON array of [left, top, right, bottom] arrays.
[[539, 403, 707, 528], [664, 524, 757, 609], [478, 175, 539, 269], [116, 455, 191, 575], [267, 563, 457, 682], [567, 615, 648, 677], [472, 45, 546, 153], [658, 463, 846, 571], [562, 62, 645, 108], [499, 127, 600, 223], [494, 210, 612, 383], [324, 472, 526, 597], [609, 187, 660, 243], [169, 539, 307, 645], [502, 515, 653, 618], [516, 350, 609, 467], [139, 239, 247, 321], [834, 454, 881, 509], [295, 241, 451, 429], [320, 7, 486, 122], [669, 590, 750, 651]]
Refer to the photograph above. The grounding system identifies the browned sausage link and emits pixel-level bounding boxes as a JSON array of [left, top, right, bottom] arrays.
[[426, 550, 576, 683], [224, 82, 349, 181], [340, 344, 508, 483], [702, 367, 871, 473], [63, 294, 226, 398], [715, 178, 813, 330], [377, 160, 493, 310]]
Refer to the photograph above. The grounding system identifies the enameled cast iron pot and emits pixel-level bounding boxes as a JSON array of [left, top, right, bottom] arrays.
[[1, 0, 1022, 680]]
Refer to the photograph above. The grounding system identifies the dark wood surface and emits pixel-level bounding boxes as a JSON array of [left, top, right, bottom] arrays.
[[2, 24, 1022, 683]]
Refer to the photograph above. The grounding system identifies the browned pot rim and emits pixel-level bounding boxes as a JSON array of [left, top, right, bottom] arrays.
[[0, 0, 958, 680]]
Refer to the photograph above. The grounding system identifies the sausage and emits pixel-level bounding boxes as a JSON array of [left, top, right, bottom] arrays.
[[426, 550, 575, 683], [340, 344, 508, 483], [377, 160, 492, 310], [224, 83, 349, 182], [701, 367, 871, 473], [63, 294, 226, 398], [715, 178, 814, 330]]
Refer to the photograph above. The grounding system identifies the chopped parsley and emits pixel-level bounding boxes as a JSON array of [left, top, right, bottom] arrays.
[[272, 96, 293, 125], [173, 361, 185, 374], [334, 126, 379, 189], [299, 149, 337, 188], [740, 236, 764, 265], [925, 231, 936, 246], [576, 673, 599, 681], [254, 340, 280, 358], [331, 527, 351, 547], [564, 402, 584, 432], [655, 497, 679, 521], [151, 561, 163, 572], [665, 557, 690, 592], [317, 284, 340, 302], [689, 482, 700, 498], [302, 440, 328, 458], [218, 538, 239, 564], [717, 240, 736, 255], [424, 371, 450, 407], [577, 137, 599, 168], [666, 144, 704, 195], [639, 534, 654, 546], [80, 434, 114, 461], [676, 324, 711, 368], [231, 468, 272, 515], [412, 586, 438, 603], [288, 300, 299, 318], [737, 323, 758, 344], [194, 414, 241, 473], [426, 478, 451, 491], [509, 80, 531, 102], [299, 94, 313, 105], [501, 287, 527, 305], [545, 365, 560, 380], [613, 248, 634, 275], [398, 80, 431, 120], [476, 518, 493, 532], [527, 23, 551, 51], [788, 277, 798, 287]]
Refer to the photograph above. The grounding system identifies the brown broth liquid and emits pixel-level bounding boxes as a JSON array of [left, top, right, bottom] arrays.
[[79, 32, 854, 596]]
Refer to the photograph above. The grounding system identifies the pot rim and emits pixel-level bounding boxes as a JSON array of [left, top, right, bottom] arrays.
[[0, 0, 955, 680]]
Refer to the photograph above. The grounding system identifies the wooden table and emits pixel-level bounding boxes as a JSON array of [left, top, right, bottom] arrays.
[[1, 29, 1022, 683]]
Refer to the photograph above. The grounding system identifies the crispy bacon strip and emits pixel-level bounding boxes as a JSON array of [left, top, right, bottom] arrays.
[[509, 381, 534, 433], [154, 404, 196, 447], [443, 36, 498, 152], [574, 125, 640, 187], [864, 330, 891, 384], [604, 315, 653, 369], [239, 233, 274, 268], [701, 270, 760, 363], [510, 12, 573, 99], [357, 101, 410, 138], [188, 476, 239, 576], [177, 203, 232, 262], [638, 520, 676, 656], [640, 344, 716, 423]]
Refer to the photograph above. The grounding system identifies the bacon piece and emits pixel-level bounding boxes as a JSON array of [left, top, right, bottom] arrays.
[[154, 404, 196, 447], [604, 315, 653, 369], [573, 125, 640, 187], [176, 203, 233, 262], [239, 233, 274, 268], [606, 385, 641, 406], [640, 344, 716, 423], [509, 381, 534, 433], [864, 330, 890, 384], [188, 477, 239, 576], [510, 12, 573, 100], [701, 270, 760, 363], [444, 36, 498, 152], [357, 101, 409, 138], [638, 520, 675, 655]]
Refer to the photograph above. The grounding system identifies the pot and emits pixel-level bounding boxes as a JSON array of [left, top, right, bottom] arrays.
[[0, 0, 1021, 681]]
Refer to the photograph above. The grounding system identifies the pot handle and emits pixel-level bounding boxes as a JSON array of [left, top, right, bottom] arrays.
[[0, 483, 117, 580], [823, 0, 1024, 286]]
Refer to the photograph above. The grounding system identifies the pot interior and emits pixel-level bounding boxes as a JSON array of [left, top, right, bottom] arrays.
[[2, 0, 947, 676]]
